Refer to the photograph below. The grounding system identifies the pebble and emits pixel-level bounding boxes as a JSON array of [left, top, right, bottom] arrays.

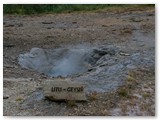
[[119, 51, 130, 56], [3, 95, 9, 99]]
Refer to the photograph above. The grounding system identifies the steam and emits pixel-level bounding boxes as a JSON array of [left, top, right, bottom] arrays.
[[47, 49, 91, 77], [18, 45, 109, 77], [18, 47, 92, 77]]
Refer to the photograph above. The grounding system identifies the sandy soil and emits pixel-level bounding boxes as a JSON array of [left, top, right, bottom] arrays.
[[3, 7, 155, 116]]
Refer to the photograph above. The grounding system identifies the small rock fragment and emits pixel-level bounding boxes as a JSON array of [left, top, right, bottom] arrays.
[[119, 51, 130, 56], [3, 95, 9, 99]]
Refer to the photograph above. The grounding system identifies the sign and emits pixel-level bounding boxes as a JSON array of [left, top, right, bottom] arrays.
[[42, 80, 86, 101]]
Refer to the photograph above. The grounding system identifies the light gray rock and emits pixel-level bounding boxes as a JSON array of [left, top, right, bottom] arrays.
[[3, 95, 9, 99], [42, 80, 87, 101]]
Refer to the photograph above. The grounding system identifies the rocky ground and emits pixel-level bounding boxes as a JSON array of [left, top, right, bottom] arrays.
[[3, 6, 155, 116]]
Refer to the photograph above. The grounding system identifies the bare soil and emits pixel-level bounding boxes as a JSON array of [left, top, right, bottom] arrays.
[[3, 7, 155, 116]]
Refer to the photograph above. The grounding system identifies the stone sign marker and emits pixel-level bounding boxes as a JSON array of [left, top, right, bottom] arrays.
[[42, 80, 86, 101]]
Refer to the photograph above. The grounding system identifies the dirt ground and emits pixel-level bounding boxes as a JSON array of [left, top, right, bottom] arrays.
[[3, 7, 155, 116]]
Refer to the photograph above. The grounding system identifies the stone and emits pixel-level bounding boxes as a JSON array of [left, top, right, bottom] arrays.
[[42, 80, 87, 101], [42, 21, 53, 24], [3, 95, 9, 99], [119, 51, 130, 56]]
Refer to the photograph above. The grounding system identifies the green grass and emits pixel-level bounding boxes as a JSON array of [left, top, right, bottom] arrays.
[[3, 4, 154, 15]]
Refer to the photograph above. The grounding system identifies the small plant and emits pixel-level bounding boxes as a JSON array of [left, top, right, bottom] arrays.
[[15, 97, 23, 102], [143, 93, 151, 99], [67, 100, 76, 107], [118, 87, 130, 98], [88, 91, 98, 101]]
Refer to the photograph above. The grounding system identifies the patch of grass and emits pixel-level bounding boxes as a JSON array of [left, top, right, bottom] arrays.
[[117, 73, 137, 98], [3, 4, 155, 15], [142, 93, 151, 99], [15, 97, 23, 102], [118, 87, 130, 98], [88, 91, 98, 101], [66, 100, 77, 107], [126, 73, 139, 89], [116, 68, 155, 115]]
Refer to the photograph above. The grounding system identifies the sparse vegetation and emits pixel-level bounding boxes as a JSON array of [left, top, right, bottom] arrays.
[[112, 69, 155, 115], [3, 4, 154, 15], [118, 87, 130, 98], [88, 91, 98, 101], [65, 68, 155, 115], [67, 100, 77, 107], [15, 97, 23, 102]]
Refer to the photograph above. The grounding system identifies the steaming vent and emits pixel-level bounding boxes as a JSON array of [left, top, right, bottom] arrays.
[[18, 46, 115, 77]]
